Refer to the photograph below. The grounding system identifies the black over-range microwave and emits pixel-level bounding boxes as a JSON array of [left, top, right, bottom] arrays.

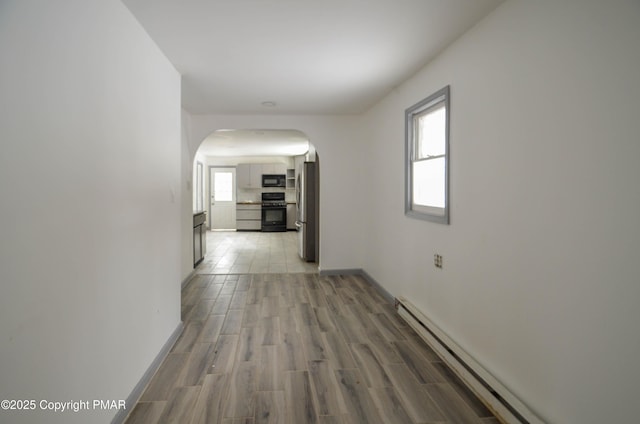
[[262, 174, 286, 188]]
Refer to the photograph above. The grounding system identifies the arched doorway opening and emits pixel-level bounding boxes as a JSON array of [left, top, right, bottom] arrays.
[[191, 129, 319, 272]]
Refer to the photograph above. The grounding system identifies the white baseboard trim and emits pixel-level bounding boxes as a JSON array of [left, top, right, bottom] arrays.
[[111, 321, 184, 424]]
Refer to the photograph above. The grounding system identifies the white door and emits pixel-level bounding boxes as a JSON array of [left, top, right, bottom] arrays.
[[210, 167, 236, 230]]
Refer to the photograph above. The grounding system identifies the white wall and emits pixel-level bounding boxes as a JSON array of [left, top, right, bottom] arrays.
[[360, 1, 640, 423], [187, 114, 366, 271], [182, 110, 196, 280], [0, 1, 182, 423]]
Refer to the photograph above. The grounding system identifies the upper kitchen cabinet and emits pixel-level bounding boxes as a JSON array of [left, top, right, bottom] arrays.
[[237, 164, 262, 189], [262, 163, 287, 174], [237, 163, 289, 189]]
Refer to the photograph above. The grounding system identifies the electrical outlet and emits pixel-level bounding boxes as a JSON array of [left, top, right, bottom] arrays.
[[434, 254, 443, 269]]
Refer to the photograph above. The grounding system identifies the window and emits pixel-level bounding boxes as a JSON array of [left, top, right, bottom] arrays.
[[213, 171, 233, 202], [405, 85, 450, 224]]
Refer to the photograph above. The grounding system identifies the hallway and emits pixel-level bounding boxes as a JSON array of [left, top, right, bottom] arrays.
[[124, 273, 498, 423]]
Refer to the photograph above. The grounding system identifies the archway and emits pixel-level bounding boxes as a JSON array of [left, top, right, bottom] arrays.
[[190, 128, 320, 270]]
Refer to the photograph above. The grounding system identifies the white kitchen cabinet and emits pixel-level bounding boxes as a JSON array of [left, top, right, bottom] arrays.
[[262, 163, 287, 175], [236, 203, 261, 230], [238, 163, 289, 189], [250, 164, 262, 188], [236, 210, 259, 220], [237, 221, 261, 230], [262, 164, 274, 174], [236, 164, 250, 188], [237, 164, 262, 189]]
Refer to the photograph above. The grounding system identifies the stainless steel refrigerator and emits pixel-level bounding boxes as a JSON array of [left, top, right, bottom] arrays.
[[295, 161, 316, 262]]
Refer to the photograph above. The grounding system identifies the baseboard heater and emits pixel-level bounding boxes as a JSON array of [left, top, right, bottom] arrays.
[[395, 297, 543, 424]]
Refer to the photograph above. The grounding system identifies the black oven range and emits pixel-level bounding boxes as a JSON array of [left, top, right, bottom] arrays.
[[261, 192, 287, 232]]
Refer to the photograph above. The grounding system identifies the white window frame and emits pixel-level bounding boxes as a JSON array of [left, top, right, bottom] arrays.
[[405, 85, 450, 224]]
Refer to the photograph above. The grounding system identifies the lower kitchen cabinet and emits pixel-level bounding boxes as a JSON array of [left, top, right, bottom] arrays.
[[236, 204, 261, 231]]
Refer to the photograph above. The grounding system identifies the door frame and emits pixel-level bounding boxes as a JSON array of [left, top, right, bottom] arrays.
[[208, 165, 237, 230]]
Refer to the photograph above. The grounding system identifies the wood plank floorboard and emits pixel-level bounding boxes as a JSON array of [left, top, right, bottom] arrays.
[[156, 386, 199, 424], [308, 360, 347, 416], [255, 390, 286, 424], [191, 373, 227, 424], [171, 321, 203, 353], [224, 361, 257, 418], [322, 331, 356, 369], [279, 331, 306, 371], [124, 401, 166, 424], [237, 326, 260, 363], [384, 363, 447, 423], [124, 273, 499, 424], [210, 334, 239, 374], [285, 370, 317, 424], [199, 313, 225, 342], [425, 383, 485, 424], [431, 361, 495, 418], [349, 343, 392, 388], [335, 369, 384, 424], [179, 342, 216, 386], [139, 353, 188, 402], [258, 345, 284, 391], [368, 387, 413, 424], [393, 339, 446, 384]]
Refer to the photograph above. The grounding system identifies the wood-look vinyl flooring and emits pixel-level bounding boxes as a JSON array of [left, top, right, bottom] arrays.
[[124, 273, 499, 424]]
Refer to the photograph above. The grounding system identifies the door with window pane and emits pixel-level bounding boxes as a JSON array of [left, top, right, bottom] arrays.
[[209, 167, 236, 230]]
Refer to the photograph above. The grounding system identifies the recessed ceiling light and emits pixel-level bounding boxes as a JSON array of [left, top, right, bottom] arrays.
[[261, 101, 277, 108]]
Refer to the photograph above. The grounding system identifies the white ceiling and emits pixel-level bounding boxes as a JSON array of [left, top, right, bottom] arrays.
[[122, 0, 503, 115], [121, 0, 503, 156]]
